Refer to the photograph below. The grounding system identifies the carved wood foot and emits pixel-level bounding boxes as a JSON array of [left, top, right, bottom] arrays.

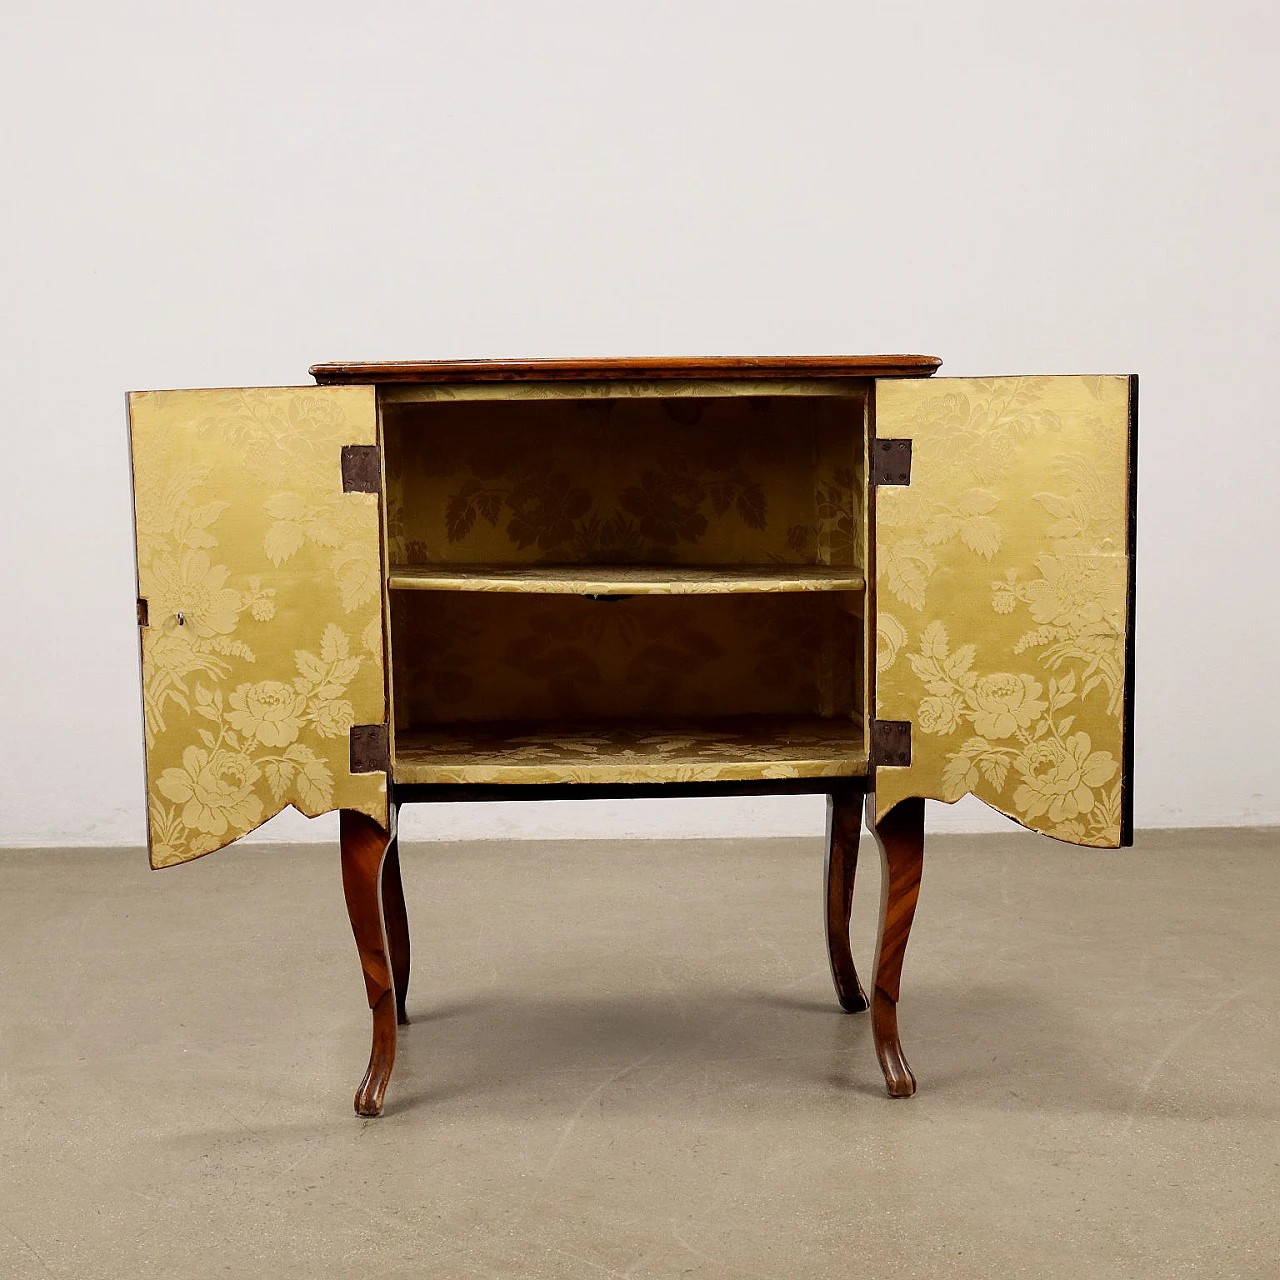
[[340, 809, 398, 1117], [381, 823, 412, 1026], [869, 795, 925, 1099], [824, 782, 869, 1013], [355, 990, 399, 1117]]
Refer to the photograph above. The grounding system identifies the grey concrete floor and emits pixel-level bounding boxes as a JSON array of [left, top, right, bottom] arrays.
[[1, 825, 1277, 1279]]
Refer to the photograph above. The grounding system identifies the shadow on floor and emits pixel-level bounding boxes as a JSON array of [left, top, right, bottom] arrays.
[[354, 980, 1256, 1126]]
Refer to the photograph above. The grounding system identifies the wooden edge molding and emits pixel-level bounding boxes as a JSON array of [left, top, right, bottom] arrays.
[[1119, 373, 1139, 848], [310, 355, 943, 385]]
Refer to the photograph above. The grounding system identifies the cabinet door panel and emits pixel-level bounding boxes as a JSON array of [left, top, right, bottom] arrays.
[[128, 387, 387, 867], [873, 376, 1135, 847]]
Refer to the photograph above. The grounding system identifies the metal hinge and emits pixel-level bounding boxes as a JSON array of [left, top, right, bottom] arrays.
[[872, 438, 912, 486], [870, 720, 912, 767], [341, 444, 382, 493], [136, 598, 149, 627], [349, 724, 390, 774]]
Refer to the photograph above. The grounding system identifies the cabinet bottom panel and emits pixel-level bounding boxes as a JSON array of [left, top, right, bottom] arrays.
[[392, 715, 866, 786]]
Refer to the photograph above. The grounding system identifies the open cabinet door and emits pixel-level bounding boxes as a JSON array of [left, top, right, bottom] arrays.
[[872, 376, 1136, 847], [128, 387, 388, 867]]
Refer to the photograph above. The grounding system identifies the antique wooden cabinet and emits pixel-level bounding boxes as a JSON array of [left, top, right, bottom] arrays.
[[127, 356, 1137, 1115]]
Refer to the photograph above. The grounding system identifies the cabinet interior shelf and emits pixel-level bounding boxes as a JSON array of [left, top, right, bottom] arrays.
[[387, 563, 865, 595], [393, 715, 867, 786]]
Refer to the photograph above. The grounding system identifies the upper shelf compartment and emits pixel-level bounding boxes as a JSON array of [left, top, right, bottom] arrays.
[[388, 563, 865, 595], [381, 392, 868, 572]]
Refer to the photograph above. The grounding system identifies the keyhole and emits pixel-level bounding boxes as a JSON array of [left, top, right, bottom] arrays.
[[176, 612, 185, 626]]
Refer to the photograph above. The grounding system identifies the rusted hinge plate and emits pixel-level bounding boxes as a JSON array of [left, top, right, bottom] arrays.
[[872, 438, 912, 486], [341, 444, 382, 493], [870, 720, 912, 767], [350, 723, 390, 774]]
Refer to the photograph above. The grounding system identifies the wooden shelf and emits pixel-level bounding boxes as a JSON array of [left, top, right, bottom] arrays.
[[393, 716, 866, 786], [388, 564, 864, 595]]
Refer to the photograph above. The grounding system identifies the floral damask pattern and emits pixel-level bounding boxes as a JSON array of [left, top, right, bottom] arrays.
[[129, 388, 388, 867], [873, 376, 1132, 847], [393, 717, 866, 786], [388, 564, 864, 593], [391, 591, 861, 727], [383, 392, 863, 569], [394, 716, 865, 783]]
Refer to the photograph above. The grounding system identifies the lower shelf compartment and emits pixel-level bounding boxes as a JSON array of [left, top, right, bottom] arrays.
[[392, 715, 866, 786]]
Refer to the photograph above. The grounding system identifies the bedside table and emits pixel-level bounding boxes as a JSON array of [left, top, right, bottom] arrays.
[[128, 356, 1136, 1114]]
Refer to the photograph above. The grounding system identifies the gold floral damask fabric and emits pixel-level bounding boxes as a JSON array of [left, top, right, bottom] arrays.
[[387, 564, 864, 594], [129, 387, 388, 867], [394, 717, 866, 786], [873, 377, 1133, 847], [383, 394, 864, 570], [391, 591, 861, 726]]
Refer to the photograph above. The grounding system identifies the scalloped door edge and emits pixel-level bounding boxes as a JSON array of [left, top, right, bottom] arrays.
[[128, 386, 388, 867], [871, 375, 1135, 849]]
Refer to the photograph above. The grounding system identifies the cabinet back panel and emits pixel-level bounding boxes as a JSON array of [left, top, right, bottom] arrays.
[[383, 395, 865, 567], [391, 591, 862, 727]]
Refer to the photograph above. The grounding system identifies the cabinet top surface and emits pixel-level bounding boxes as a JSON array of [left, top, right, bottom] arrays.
[[309, 355, 942, 384]]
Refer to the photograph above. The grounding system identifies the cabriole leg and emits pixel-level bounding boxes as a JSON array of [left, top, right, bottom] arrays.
[[340, 809, 397, 1117], [824, 782, 869, 1013], [869, 796, 926, 1098], [381, 814, 411, 1026]]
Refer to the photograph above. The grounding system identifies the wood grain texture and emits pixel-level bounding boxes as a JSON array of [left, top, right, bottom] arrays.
[[339, 809, 397, 1117], [381, 822, 411, 1026], [869, 796, 926, 1098], [312, 355, 942, 384], [388, 564, 865, 595], [824, 782, 870, 1013]]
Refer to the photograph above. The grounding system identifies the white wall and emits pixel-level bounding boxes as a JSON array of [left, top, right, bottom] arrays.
[[2, 0, 1277, 847]]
